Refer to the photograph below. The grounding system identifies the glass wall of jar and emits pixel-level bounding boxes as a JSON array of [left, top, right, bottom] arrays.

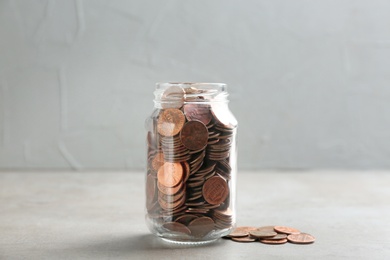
[[145, 83, 237, 244]]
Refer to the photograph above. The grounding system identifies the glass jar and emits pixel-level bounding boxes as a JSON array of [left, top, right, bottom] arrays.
[[145, 82, 237, 244]]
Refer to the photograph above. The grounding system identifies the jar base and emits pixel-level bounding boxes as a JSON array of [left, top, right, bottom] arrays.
[[161, 237, 218, 245]]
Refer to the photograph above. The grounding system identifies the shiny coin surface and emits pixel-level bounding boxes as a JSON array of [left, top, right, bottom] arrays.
[[157, 162, 183, 188], [180, 121, 209, 151], [287, 233, 315, 244], [260, 238, 288, 245], [157, 108, 185, 137], [274, 226, 300, 235], [202, 176, 229, 205]]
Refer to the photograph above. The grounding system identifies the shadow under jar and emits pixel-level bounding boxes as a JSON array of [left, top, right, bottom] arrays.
[[145, 83, 238, 244]]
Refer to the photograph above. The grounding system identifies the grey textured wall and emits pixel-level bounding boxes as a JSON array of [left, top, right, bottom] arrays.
[[1, 0, 390, 170]]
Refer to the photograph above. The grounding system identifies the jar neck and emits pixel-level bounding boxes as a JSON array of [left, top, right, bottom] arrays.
[[153, 82, 229, 108]]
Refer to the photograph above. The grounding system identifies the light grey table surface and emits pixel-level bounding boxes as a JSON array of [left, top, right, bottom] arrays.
[[1, 171, 389, 260]]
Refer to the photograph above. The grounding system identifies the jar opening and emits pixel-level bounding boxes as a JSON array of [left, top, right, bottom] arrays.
[[154, 82, 229, 108]]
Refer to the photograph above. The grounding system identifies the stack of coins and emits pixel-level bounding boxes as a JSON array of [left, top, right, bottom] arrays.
[[146, 86, 237, 239], [225, 225, 315, 245]]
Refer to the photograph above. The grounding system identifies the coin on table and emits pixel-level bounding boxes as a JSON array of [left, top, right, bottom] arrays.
[[287, 233, 315, 244], [180, 120, 209, 151], [256, 226, 276, 232], [226, 229, 248, 238], [226, 226, 257, 238], [157, 108, 186, 137], [202, 176, 229, 205], [259, 238, 288, 245], [183, 103, 212, 125], [249, 230, 277, 239], [231, 236, 257, 242], [274, 226, 300, 235], [157, 162, 183, 188], [262, 233, 287, 240]]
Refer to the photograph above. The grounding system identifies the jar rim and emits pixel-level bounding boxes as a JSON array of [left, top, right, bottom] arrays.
[[153, 82, 229, 107], [156, 82, 227, 91]]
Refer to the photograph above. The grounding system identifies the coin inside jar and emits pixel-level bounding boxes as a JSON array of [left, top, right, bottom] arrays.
[[202, 176, 229, 205], [157, 162, 184, 188], [183, 103, 212, 125], [187, 216, 215, 238], [161, 86, 185, 109], [157, 108, 186, 137], [180, 121, 208, 151], [146, 83, 238, 242]]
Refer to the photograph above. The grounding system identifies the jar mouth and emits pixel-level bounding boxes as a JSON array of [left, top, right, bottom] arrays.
[[154, 82, 229, 107], [156, 82, 227, 91]]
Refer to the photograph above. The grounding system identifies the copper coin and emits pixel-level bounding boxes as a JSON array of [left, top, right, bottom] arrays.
[[249, 230, 277, 238], [175, 214, 198, 226], [211, 103, 237, 128], [180, 121, 208, 151], [161, 86, 185, 109], [158, 193, 185, 210], [256, 226, 277, 232], [274, 226, 300, 235], [231, 236, 257, 242], [260, 238, 288, 245], [157, 162, 183, 188], [151, 152, 165, 172], [287, 233, 315, 244], [188, 217, 215, 238], [202, 176, 229, 205], [183, 104, 212, 125], [263, 234, 287, 240], [227, 226, 257, 238], [181, 161, 190, 182], [157, 181, 183, 195], [158, 189, 184, 203], [227, 231, 248, 238], [162, 222, 191, 235], [157, 108, 185, 137]]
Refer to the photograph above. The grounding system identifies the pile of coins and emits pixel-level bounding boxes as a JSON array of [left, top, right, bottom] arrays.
[[225, 225, 315, 244], [146, 86, 237, 239]]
